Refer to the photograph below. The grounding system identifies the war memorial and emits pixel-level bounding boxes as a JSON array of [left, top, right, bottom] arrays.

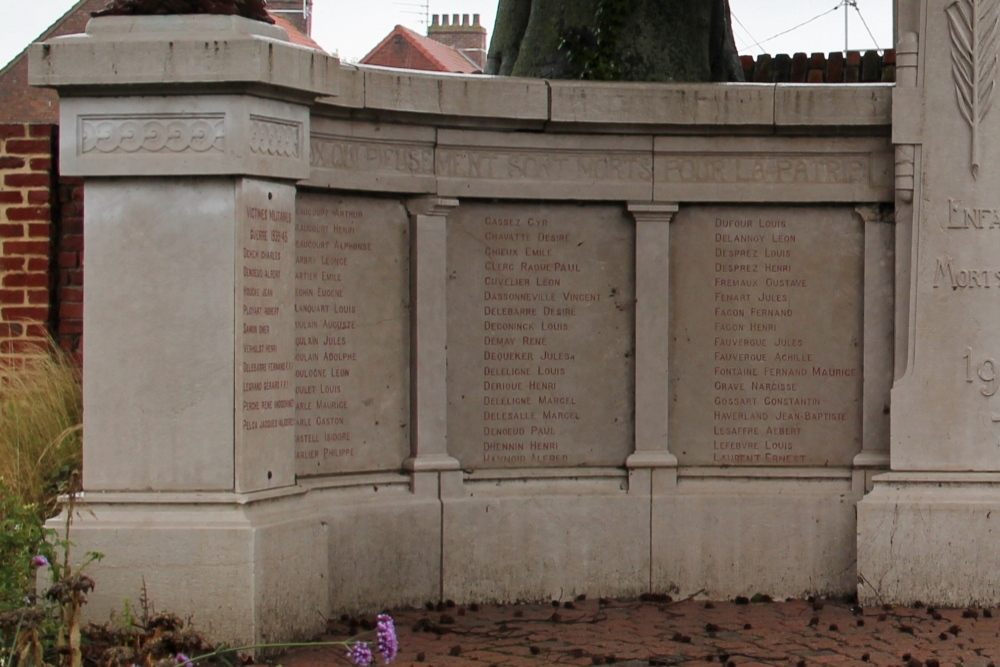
[[23, 0, 996, 644]]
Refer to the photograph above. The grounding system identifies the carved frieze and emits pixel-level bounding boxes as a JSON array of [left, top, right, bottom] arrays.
[[249, 116, 301, 159], [80, 115, 225, 154]]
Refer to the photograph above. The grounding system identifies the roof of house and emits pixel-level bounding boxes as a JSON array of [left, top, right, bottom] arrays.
[[360, 24, 481, 74], [0, 2, 326, 124]]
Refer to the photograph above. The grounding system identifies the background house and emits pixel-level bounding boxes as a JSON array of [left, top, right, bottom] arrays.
[[360, 14, 487, 73]]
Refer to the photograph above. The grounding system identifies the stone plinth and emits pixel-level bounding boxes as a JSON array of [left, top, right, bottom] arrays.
[[857, 1, 1000, 604]]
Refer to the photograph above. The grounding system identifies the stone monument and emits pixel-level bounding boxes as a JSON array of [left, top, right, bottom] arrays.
[[29, 9, 899, 643]]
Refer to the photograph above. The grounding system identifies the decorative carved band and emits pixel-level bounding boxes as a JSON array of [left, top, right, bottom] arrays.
[[80, 115, 225, 154], [249, 116, 301, 159]]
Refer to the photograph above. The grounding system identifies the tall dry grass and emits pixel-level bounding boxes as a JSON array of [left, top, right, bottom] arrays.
[[0, 345, 82, 517]]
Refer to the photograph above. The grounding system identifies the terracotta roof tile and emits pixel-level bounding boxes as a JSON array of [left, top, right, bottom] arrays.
[[360, 25, 481, 74], [271, 14, 325, 52]]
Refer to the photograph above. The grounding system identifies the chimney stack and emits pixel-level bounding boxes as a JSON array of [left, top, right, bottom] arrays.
[[426, 12, 487, 70], [264, 0, 313, 35]]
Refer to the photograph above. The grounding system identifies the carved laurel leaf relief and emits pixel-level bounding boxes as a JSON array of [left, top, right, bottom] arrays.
[[947, 0, 1000, 178]]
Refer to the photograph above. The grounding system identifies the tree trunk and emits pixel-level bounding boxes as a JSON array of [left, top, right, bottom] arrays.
[[485, 0, 744, 82]]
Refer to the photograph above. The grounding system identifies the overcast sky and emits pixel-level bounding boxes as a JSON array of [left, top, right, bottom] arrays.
[[0, 1, 892, 72]]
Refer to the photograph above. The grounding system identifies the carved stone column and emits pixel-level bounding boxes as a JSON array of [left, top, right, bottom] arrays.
[[405, 197, 461, 492], [626, 203, 679, 490], [852, 204, 894, 492]]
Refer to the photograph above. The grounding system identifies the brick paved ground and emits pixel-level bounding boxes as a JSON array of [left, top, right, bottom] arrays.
[[279, 597, 1000, 667]]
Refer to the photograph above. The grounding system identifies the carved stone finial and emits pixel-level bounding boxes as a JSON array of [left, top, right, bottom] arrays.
[[92, 0, 275, 24]]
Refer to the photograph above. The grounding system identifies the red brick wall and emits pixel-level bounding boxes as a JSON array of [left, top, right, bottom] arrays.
[[740, 49, 896, 83], [0, 123, 58, 361], [57, 177, 83, 362]]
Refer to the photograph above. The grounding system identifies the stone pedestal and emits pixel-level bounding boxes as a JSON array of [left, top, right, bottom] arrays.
[[33, 15, 335, 644], [857, 0, 1000, 604]]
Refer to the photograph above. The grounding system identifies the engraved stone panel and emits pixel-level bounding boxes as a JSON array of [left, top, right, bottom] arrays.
[[653, 137, 893, 203], [447, 203, 634, 468], [669, 206, 863, 467], [308, 119, 436, 193], [235, 179, 296, 491], [293, 192, 410, 475], [436, 130, 653, 200]]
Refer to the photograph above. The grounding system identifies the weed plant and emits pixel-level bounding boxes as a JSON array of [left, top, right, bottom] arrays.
[[0, 344, 82, 517], [0, 341, 81, 613]]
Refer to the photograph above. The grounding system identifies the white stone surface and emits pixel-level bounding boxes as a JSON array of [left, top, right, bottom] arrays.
[[549, 82, 774, 126], [858, 473, 1000, 605], [774, 85, 892, 127], [888, 0, 1000, 470], [669, 206, 864, 468], [83, 179, 237, 491], [436, 130, 653, 200], [407, 197, 462, 472], [48, 494, 327, 646], [308, 118, 436, 193], [58, 96, 309, 179], [360, 67, 549, 120], [446, 203, 635, 469], [442, 473, 648, 602], [654, 474, 859, 597], [293, 193, 411, 475], [30, 16, 339, 97], [654, 136, 894, 203], [320, 481, 443, 611], [235, 180, 296, 492], [629, 204, 679, 470]]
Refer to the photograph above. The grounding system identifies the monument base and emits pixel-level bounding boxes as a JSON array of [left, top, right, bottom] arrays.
[[858, 473, 1000, 606], [441, 470, 650, 603], [653, 471, 862, 598], [50, 478, 442, 645]]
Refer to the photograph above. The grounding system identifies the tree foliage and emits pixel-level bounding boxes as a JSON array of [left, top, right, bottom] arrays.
[[486, 0, 744, 82]]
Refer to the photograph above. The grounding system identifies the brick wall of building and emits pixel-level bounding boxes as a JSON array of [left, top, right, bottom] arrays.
[[0, 123, 59, 362], [741, 49, 896, 83], [56, 177, 83, 362]]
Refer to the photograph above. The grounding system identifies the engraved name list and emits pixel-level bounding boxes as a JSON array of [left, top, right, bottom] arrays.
[[670, 206, 863, 467], [448, 204, 634, 469]]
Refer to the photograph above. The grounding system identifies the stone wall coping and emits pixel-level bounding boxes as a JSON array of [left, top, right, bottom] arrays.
[[29, 16, 891, 132], [334, 67, 892, 130], [29, 16, 339, 101]]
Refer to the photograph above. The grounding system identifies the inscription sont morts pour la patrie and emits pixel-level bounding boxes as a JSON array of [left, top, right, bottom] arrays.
[[293, 193, 410, 475], [670, 207, 863, 467], [447, 204, 635, 468]]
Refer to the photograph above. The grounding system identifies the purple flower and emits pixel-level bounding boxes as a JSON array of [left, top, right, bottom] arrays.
[[175, 653, 192, 667], [31, 555, 49, 567], [375, 614, 398, 664], [346, 642, 373, 667]]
